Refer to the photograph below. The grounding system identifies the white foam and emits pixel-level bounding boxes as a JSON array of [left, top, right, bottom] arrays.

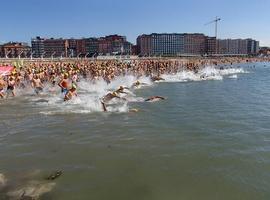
[[228, 75, 238, 79], [161, 66, 247, 83], [35, 75, 152, 115], [16, 66, 247, 115]]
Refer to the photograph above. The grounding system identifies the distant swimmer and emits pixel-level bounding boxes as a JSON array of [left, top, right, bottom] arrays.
[[32, 75, 44, 94], [129, 108, 139, 113], [0, 77, 6, 99], [101, 92, 126, 112], [132, 81, 148, 88], [64, 84, 78, 101], [151, 76, 165, 82], [145, 96, 166, 102], [58, 73, 69, 95]]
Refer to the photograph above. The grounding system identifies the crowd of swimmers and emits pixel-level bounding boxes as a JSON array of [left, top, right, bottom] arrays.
[[0, 57, 268, 111]]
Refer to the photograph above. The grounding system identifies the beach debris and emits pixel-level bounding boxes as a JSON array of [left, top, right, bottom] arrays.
[[46, 171, 62, 181]]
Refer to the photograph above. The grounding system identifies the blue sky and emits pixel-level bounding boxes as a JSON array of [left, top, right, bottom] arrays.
[[1, 0, 269, 46]]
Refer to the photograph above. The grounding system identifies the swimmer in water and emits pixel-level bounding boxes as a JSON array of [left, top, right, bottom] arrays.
[[115, 86, 129, 95], [145, 96, 166, 102], [132, 80, 148, 88], [101, 91, 127, 112], [32, 75, 44, 94], [151, 76, 165, 82], [132, 81, 141, 87], [64, 84, 78, 101]]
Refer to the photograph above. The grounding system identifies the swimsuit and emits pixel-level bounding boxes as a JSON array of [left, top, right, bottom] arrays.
[[35, 87, 43, 94], [7, 85, 14, 91], [62, 88, 68, 95]]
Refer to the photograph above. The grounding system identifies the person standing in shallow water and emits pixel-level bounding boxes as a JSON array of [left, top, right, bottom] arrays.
[[0, 76, 6, 98], [64, 84, 78, 101], [32, 75, 44, 95], [58, 73, 69, 95], [6, 76, 16, 97]]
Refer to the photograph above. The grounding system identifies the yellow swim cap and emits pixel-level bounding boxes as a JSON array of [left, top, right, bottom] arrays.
[[72, 84, 77, 89]]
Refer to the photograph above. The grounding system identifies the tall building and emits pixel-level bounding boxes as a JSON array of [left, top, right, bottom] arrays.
[[76, 39, 87, 57], [228, 39, 239, 54], [137, 33, 207, 56], [32, 37, 71, 58], [67, 39, 77, 57], [43, 38, 69, 57], [206, 37, 217, 55], [137, 33, 185, 56], [218, 39, 230, 55], [98, 37, 111, 55], [98, 35, 131, 55], [31, 35, 133, 58], [238, 39, 248, 55], [247, 39, 259, 55], [218, 38, 259, 55], [87, 38, 99, 56], [152, 33, 184, 56], [31, 37, 45, 58], [183, 33, 206, 55], [137, 34, 152, 56]]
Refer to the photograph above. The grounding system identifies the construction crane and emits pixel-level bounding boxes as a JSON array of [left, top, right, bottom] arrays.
[[205, 16, 221, 55], [205, 16, 221, 38]]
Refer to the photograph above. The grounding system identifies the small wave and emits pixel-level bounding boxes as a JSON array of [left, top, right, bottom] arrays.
[[228, 75, 238, 79]]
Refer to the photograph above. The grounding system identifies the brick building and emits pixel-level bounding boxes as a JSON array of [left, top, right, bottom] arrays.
[[1, 42, 31, 58]]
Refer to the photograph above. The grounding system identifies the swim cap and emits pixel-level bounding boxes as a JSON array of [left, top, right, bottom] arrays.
[[72, 83, 77, 89]]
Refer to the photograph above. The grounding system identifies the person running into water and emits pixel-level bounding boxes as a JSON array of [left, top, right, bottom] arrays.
[[6, 76, 16, 97], [145, 96, 166, 102], [0, 77, 6, 99], [32, 75, 44, 94], [58, 73, 69, 95], [64, 83, 78, 101], [101, 91, 126, 112]]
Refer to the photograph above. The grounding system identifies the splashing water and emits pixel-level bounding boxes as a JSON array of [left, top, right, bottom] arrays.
[[12, 66, 247, 115], [34, 75, 152, 115], [161, 66, 247, 82]]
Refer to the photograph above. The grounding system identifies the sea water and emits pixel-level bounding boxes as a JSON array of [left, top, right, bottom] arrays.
[[0, 63, 270, 200]]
